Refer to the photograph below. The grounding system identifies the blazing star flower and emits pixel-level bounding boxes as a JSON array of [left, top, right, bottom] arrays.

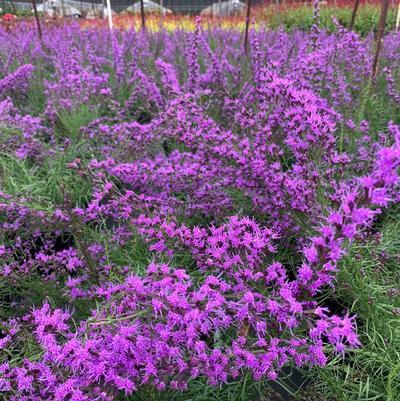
[[0, 21, 399, 401]]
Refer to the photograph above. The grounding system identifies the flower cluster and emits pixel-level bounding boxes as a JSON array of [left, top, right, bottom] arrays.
[[0, 64, 34, 99]]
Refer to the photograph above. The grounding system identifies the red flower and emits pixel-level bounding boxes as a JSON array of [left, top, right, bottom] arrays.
[[2, 13, 16, 22]]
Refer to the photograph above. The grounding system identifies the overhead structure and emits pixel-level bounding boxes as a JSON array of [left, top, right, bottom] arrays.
[[36, 0, 81, 16], [86, 6, 115, 19], [126, 0, 172, 14], [200, 0, 245, 17]]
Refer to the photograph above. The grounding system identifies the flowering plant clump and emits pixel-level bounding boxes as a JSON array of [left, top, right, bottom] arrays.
[[0, 19, 400, 400]]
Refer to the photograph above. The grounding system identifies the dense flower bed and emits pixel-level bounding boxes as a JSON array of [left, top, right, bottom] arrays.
[[0, 20, 400, 400]]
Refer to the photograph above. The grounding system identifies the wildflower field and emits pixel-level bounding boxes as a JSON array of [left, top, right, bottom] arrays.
[[1, 7, 400, 401]]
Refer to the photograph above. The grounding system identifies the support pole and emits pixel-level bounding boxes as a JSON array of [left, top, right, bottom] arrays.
[[90, 0, 95, 16], [396, 0, 400, 30], [140, 0, 146, 30], [372, 0, 390, 79], [244, 0, 252, 53], [31, 0, 43, 42], [106, 0, 113, 30], [350, 0, 360, 30], [10, 0, 17, 13], [60, 0, 66, 17]]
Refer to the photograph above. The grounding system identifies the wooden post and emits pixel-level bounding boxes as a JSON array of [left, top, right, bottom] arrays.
[[31, 0, 43, 42], [140, 0, 146, 30], [372, 0, 389, 79], [244, 0, 252, 53], [350, 0, 360, 30], [396, 0, 400, 30]]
